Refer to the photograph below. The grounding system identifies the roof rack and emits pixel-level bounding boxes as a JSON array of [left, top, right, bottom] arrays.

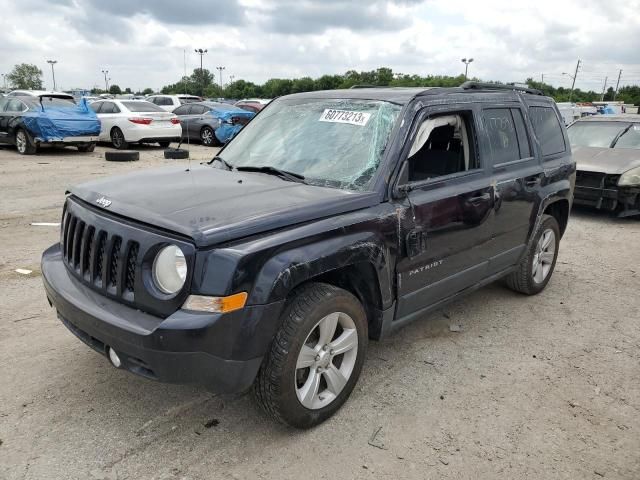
[[460, 81, 544, 96]]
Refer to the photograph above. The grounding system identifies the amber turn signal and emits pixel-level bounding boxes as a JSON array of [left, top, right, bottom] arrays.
[[182, 292, 248, 313]]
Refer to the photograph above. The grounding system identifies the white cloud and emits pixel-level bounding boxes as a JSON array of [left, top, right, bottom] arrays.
[[0, 0, 638, 92]]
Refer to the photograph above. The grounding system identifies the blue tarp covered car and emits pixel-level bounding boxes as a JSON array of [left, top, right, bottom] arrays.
[[172, 101, 255, 146], [0, 95, 101, 155]]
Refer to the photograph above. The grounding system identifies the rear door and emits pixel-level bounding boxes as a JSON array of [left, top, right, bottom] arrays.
[[96, 101, 121, 139], [479, 103, 543, 273], [173, 104, 195, 139], [1, 99, 28, 144], [187, 104, 209, 137], [393, 104, 496, 320], [0, 98, 10, 142]]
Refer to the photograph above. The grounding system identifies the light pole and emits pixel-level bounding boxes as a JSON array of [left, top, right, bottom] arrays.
[[1, 73, 7, 90], [47, 60, 58, 91], [229, 74, 235, 84], [101, 69, 109, 92], [195, 48, 208, 96], [461, 58, 474, 80], [216, 66, 225, 91]]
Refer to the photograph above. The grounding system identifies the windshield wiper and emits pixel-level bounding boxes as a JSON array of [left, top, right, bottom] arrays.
[[209, 156, 234, 171], [235, 165, 307, 184]]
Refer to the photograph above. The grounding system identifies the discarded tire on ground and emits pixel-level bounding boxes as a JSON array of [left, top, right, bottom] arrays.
[[105, 150, 140, 162], [164, 148, 189, 160]]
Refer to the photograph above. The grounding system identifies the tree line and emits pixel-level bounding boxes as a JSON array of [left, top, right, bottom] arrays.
[[4, 63, 640, 106]]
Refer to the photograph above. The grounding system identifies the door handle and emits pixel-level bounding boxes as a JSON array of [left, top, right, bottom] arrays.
[[468, 192, 491, 203], [524, 175, 542, 187]]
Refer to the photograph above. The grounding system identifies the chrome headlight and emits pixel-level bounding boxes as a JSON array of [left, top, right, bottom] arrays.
[[152, 245, 187, 294], [618, 166, 640, 186]]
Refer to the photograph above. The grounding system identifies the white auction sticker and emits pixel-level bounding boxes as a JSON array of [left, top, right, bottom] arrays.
[[319, 109, 371, 126]]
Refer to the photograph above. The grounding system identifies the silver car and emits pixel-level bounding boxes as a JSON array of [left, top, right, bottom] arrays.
[[568, 115, 640, 217]]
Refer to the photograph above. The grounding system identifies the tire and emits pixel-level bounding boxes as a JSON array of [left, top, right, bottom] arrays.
[[110, 127, 128, 150], [77, 142, 96, 153], [15, 129, 37, 155], [105, 150, 139, 162], [200, 126, 218, 147], [158, 141, 171, 148], [254, 283, 368, 429], [164, 148, 189, 160], [505, 214, 560, 295]]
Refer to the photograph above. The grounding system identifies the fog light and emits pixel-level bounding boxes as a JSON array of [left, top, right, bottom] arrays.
[[108, 347, 122, 368]]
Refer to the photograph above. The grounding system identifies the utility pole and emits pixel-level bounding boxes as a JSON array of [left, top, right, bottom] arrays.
[[613, 69, 622, 100], [216, 66, 225, 90], [461, 58, 474, 80], [569, 59, 580, 102], [194, 49, 207, 96], [47, 60, 58, 91], [600, 76, 608, 101], [101, 69, 109, 92], [541, 73, 544, 84], [229, 75, 235, 84]]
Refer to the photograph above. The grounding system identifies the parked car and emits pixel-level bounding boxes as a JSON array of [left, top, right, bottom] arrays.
[[147, 94, 202, 112], [567, 115, 640, 217], [172, 101, 255, 146], [42, 82, 574, 428], [0, 95, 100, 154], [7, 90, 75, 101], [235, 98, 271, 113], [90, 99, 181, 149]]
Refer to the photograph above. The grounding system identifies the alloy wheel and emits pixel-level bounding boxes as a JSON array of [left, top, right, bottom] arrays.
[[16, 130, 27, 154], [295, 311, 358, 410], [112, 129, 124, 148], [201, 128, 214, 145], [532, 228, 556, 284]]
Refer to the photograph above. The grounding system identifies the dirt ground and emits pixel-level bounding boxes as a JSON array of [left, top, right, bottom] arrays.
[[0, 143, 639, 480]]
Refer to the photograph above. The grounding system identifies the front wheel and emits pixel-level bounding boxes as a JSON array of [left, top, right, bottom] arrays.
[[254, 283, 368, 429], [505, 214, 560, 295]]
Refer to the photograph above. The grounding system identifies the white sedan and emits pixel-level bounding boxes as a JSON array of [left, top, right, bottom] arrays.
[[90, 99, 182, 149]]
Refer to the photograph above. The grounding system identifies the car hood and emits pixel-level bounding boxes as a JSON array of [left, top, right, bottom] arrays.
[[70, 165, 379, 247], [573, 146, 640, 174]]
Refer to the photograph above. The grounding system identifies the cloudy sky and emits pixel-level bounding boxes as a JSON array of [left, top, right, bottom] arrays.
[[1, 0, 639, 92]]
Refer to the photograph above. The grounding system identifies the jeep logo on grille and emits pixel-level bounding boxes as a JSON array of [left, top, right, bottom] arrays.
[[96, 196, 112, 208]]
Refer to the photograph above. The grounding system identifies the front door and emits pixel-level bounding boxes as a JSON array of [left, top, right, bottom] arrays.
[[393, 105, 495, 321]]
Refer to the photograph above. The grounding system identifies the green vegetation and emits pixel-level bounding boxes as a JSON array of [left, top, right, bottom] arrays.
[[7, 63, 43, 90], [158, 67, 640, 106]]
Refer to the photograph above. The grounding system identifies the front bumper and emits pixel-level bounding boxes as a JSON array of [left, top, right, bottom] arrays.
[[574, 170, 640, 216], [42, 244, 284, 393]]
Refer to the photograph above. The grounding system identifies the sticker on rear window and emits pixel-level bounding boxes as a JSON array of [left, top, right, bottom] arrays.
[[319, 109, 371, 126]]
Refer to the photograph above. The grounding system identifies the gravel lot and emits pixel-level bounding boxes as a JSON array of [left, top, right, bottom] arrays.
[[1, 143, 639, 480]]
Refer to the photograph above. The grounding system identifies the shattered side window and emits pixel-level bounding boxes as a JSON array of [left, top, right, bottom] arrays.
[[221, 98, 402, 191]]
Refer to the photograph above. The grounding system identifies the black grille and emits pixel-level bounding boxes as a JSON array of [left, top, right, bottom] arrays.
[[576, 171, 619, 190], [126, 243, 138, 292], [61, 210, 139, 301]]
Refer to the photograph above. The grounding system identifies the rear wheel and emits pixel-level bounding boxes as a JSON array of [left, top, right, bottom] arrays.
[[15, 129, 37, 155], [254, 283, 367, 429], [110, 128, 128, 150], [77, 142, 96, 153], [505, 215, 560, 295], [200, 126, 218, 147]]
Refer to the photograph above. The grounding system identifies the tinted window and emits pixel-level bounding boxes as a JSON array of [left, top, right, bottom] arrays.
[[529, 106, 566, 157], [160, 97, 174, 106], [90, 102, 102, 113], [190, 105, 208, 115], [122, 101, 164, 112], [99, 102, 120, 114], [178, 97, 199, 104], [5, 99, 26, 112], [173, 105, 191, 115], [483, 109, 521, 165], [614, 124, 640, 149], [512, 109, 531, 158]]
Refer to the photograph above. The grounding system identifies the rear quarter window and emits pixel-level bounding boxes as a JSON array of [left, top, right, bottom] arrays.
[[529, 106, 566, 157]]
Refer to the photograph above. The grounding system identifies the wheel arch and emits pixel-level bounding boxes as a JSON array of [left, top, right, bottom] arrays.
[[543, 199, 570, 238]]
